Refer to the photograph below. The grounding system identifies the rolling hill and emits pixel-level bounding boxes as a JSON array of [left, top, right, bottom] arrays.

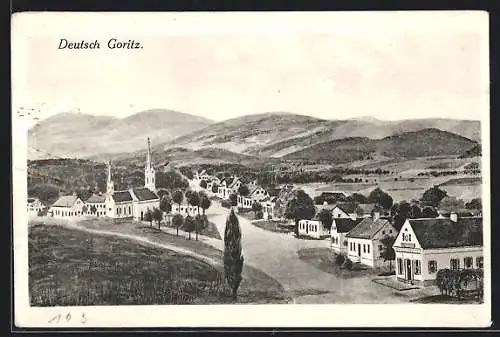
[[162, 113, 481, 157], [28, 109, 214, 159], [284, 128, 479, 162]]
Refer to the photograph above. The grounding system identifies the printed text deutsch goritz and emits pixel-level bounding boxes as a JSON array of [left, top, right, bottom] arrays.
[[58, 38, 143, 50]]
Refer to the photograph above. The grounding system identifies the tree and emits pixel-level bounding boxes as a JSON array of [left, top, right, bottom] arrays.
[[211, 183, 219, 194], [367, 188, 393, 210], [81, 205, 88, 214], [156, 188, 170, 200], [160, 197, 172, 214], [379, 235, 396, 272], [172, 213, 183, 237], [351, 192, 368, 204], [440, 196, 466, 212], [420, 185, 448, 207], [409, 204, 422, 219], [184, 215, 195, 240], [172, 190, 184, 213], [200, 180, 208, 189], [194, 215, 206, 241], [90, 205, 97, 215], [152, 207, 163, 229], [156, 170, 189, 189], [144, 209, 153, 226], [422, 206, 438, 218], [284, 189, 315, 237], [465, 198, 482, 210], [188, 191, 201, 216], [200, 195, 211, 216], [224, 209, 244, 301], [229, 193, 238, 208], [251, 201, 262, 217], [238, 184, 250, 197], [318, 208, 333, 232]]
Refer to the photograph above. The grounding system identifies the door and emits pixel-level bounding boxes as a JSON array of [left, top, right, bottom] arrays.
[[141, 211, 143, 221], [406, 259, 413, 281], [358, 243, 361, 256]]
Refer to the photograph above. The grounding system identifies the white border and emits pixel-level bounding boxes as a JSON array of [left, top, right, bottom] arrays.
[[12, 11, 491, 328]]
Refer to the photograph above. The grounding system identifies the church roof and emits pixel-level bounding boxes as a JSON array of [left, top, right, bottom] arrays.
[[112, 191, 133, 203], [132, 187, 159, 201], [52, 195, 79, 207], [85, 194, 106, 203]]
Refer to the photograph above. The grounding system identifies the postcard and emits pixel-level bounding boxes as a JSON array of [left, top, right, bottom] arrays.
[[12, 11, 490, 328]]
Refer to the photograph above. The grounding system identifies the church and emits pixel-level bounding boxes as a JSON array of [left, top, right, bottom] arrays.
[[104, 137, 160, 221]]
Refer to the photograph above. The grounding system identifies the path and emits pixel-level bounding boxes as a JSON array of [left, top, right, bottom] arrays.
[[205, 201, 412, 303]]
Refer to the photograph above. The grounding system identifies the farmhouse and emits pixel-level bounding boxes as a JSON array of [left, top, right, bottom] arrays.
[[172, 201, 201, 217], [227, 176, 243, 193], [84, 193, 106, 216], [330, 218, 363, 254], [260, 197, 275, 220], [50, 194, 86, 218], [298, 218, 330, 239], [331, 202, 359, 219], [237, 195, 254, 209], [346, 214, 397, 267], [217, 179, 232, 198], [392, 217, 483, 287], [248, 184, 269, 201], [27, 197, 45, 216]]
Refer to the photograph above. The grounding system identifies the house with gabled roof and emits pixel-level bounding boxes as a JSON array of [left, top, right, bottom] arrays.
[[393, 216, 483, 287], [248, 184, 269, 201], [27, 197, 45, 216], [346, 214, 397, 267], [330, 218, 363, 254], [50, 194, 86, 218], [331, 202, 359, 219], [85, 193, 106, 217]]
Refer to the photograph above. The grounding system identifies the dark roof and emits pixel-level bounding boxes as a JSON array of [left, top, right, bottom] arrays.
[[85, 194, 106, 203], [132, 187, 159, 201], [112, 191, 133, 202], [355, 203, 376, 215], [335, 202, 359, 214], [408, 217, 482, 249], [346, 217, 392, 239], [438, 209, 478, 217], [52, 195, 78, 207], [334, 218, 363, 233], [268, 188, 281, 197], [320, 192, 346, 197]]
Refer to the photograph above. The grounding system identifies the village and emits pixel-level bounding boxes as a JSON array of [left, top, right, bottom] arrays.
[[27, 137, 484, 304]]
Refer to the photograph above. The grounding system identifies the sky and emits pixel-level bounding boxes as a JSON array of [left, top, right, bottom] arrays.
[[12, 12, 489, 127]]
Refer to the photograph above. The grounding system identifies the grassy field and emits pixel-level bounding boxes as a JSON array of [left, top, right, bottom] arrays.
[[29, 224, 228, 306], [297, 248, 391, 279], [250, 220, 293, 234], [29, 219, 289, 305]]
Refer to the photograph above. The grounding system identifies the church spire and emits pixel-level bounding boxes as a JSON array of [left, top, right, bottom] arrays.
[[144, 137, 156, 191], [106, 160, 114, 195]]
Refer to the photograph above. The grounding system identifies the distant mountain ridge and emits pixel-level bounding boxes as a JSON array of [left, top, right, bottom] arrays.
[[28, 109, 215, 159]]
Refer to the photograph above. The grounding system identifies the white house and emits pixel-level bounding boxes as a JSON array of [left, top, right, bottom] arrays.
[[260, 197, 275, 220], [85, 193, 107, 217], [346, 214, 397, 267], [298, 217, 330, 239], [248, 184, 269, 201], [237, 195, 254, 209], [331, 202, 376, 220], [172, 202, 201, 217], [27, 197, 45, 216], [227, 177, 243, 194], [393, 216, 483, 287], [50, 195, 86, 218], [217, 179, 232, 199], [330, 218, 363, 254]]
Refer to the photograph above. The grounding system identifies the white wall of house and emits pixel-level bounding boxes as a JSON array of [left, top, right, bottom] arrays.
[[250, 187, 269, 201], [331, 230, 349, 254], [27, 200, 45, 216], [134, 200, 160, 221], [423, 247, 483, 280], [331, 207, 357, 220], [237, 195, 254, 209], [85, 202, 107, 217], [298, 219, 329, 239], [172, 204, 200, 217], [347, 237, 376, 266], [111, 202, 134, 219], [51, 198, 86, 218]]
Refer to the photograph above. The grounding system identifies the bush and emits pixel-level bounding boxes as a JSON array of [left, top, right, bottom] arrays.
[[436, 268, 484, 299], [343, 258, 353, 270], [255, 210, 264, 220], [334, 254, 345, 266], [221, 200, 232, 209]]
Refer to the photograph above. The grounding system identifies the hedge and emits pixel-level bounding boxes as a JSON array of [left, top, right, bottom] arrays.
[[436, 268, 483, 299]]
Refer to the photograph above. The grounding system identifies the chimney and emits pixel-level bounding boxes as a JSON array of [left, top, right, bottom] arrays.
[[373, 211, 380, 221], [323, 201, 328, 206], [450, 212, 458, 222]]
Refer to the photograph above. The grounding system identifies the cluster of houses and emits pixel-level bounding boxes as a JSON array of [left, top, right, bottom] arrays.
[[298, 196, 483, 288], [193, 170, 277, 219]]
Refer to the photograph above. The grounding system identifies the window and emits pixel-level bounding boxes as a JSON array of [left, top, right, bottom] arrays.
[[409, 234, 412, 241], [428, 260, 437, 274], [464, 257, 473, 269], [414, 260, 421, 275], [382, 231, 385, 235], [367, 245, 370, 254], [379, 244, 383, 252], [363, 245, 366, 253], [389, 230, 393, 234], [476, 257, 483, 269], [450, 258, 460, 270], [397, 258, 403, 274], [343, 240, 348, 247]]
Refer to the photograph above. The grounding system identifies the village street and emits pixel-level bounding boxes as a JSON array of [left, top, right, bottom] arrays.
[[204, 200, 415, 303]]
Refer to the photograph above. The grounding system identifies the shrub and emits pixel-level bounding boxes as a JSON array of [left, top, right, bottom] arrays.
[[343, 258, 353, 270], [221, 200, 232, 209], [255, 210, 264, 220], [334, 254, 345, 266]]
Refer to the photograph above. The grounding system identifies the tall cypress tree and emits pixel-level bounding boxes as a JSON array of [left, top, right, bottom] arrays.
[[224, 209, 244, 301]]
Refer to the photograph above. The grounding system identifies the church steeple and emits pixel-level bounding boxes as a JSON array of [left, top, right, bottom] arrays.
[[144, 137, 156, 191], [106, 160, 114, 195]]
